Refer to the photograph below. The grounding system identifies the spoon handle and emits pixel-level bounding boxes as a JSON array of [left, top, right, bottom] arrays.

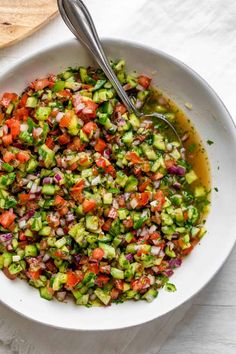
[[58, 0, 140, 116]]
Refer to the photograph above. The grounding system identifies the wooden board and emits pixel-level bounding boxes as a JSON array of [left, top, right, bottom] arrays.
[[0, 0, 58, 48]]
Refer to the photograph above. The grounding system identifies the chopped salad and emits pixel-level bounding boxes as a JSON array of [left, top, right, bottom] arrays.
[[0, 61, 209, 306]]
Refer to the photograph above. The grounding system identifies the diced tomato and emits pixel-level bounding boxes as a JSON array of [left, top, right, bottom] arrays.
[[82, 199, 96, 213], [165, 160, 175, 169], [126, 151, 143, 164], [95, 274, 110, 287], [94, 138, 107, 153], [58, 133, 70, 145], [19, 93, 28, 107], [149, 232, 161, 241], [138, 178, 151, 192], [82, 122, 97, 136], [19, 194, 31, 203], [115, 103, 127, 114], [95, 157, 107, 169], [58, 206, 69, 216], [88, 263, 99, 274], [99, 264, 111, 274], [181, 245, 193, 256], [56, 90, 72, 98], [45, 260, 57, 273], [153, 190, 165, 212], [68, 137, 86, 152], [54, 195, 67, 207], [2, 134, 13, 146], [5, 119, 20, 138], [0, 113, 4, 124], [111, 288, 120, 299], [138, 75, 151, 89], [151, 172, 164, 181], [3, 151, 15, 163], [19, 232, 27, 241], [71, 180, 85, 194], [0, 92, 18, 108], [183, 211, 188, 221], [138, 192, 151, 207], [30, 78, 50, 91], [16, 151, 30, 163], [142, 161, 150, 173], [59, 111, 73, 128], [78, 156, 89, 166], [131, 276, 151, 291], [123, 217, 134, 228], [92, 248, 105, 261], [105, 165, 116, 178], [14, 107, 29, 121], [66, 271, 83, 288], [114, 279, 124, 291], [28, 269, 41, 280], [102, 219, 112, 231], [0, 210, 16, 229], [73, 94, 98, 121], [45, 137, 55, 149]]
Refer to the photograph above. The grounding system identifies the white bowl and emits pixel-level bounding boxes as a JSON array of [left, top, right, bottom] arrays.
[[0, 39, 235, 331]]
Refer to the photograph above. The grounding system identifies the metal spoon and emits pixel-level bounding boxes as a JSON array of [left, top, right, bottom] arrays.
[[57, 0, 181, 141]]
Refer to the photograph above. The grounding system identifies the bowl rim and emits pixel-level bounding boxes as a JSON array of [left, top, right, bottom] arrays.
[[0, 37, 235, 331]]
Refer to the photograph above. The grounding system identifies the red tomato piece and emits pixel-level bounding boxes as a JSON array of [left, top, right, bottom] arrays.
[[82, 122, 97, 136], [108, 207, 118, 219], [92, 248, 105, 261], [66, 271, 83, 288], [82, 199, 96, 213], [126, 151, 143, 164], [16, 151, 30, 163], [95, 274, 110, 287], [138, 75, 151, 89], [3, 151, 15, 163], [94, 138, 107, 153], [0, 92, 18, 108], [95, 157, 107, 169], [2, 134, 13, 146], [0, 210, 16, 229], [30, 78, 50, 91]]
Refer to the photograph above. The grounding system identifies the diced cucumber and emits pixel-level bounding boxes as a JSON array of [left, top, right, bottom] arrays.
[[36, 107, 51, 121], [185, 170, 198, 184], [94, 288, 111, 305], [26, 96, 38, 108], [85, 215, 99, 232], [42, 184, 56, 195], [24, 244, 38, 257], [111, 267, 124, 279], [39, 287, 53, 300], [125, 176, 138, 192]]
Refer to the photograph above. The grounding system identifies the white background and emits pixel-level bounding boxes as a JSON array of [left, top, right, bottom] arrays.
[[0, 0, 235, 353]]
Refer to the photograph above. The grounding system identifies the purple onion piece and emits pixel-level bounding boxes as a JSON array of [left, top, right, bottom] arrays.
[[125, 253, 134, 262], [164, 269, 174, 277], [54, 174, 62, 182], [173, 182, 182, 189], [27, 210, 35, 218], [168, 165, 186, 176], [168, 258, 182, 269], [0, 233, 12, 243], [74, 254, 82, 264], [42, 177, 52, 185]]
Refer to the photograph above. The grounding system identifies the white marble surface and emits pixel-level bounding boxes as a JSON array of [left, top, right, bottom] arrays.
[[0, 0, 235, 353]]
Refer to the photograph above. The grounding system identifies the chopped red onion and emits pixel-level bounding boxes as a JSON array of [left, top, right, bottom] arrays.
[[149, 225, 157, 233], [153, 180, 161, 189], [30, 182, 39, 194], [27, 210, 35, 218], [56, 228, 64, 236], [168, 165, 186, 176], [42, 177, 53, 185], [56, 112, 64, 122], [54, 173, 62, 182], [168, 258, 182, 268], [6, 243, 13, 251], [123, 83, 133, 91], [0, 233, 12, 243], [151, 246, 161, 255], [173, 182, 181, 189], [42, 253, 51, 262], [135, 99, 143, 109], [164, 269, 174, 277], [74, 254, 82, 264], [66, 213, 75, 222], [125, 253, 133, 262], [181, 133, 189, 142], [103, 148, 111, 159], [20, 123, 29, 132], [136, 84, 145, 92], [130, 198, 138, 209], [18, 219, 27, 229], [56, 291, 67, 302], [112, 199, 119, 209], [117, 118, 126, 126]]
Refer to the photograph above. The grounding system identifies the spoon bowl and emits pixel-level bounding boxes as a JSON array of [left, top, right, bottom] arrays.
[[57, 0, 181, 142]]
